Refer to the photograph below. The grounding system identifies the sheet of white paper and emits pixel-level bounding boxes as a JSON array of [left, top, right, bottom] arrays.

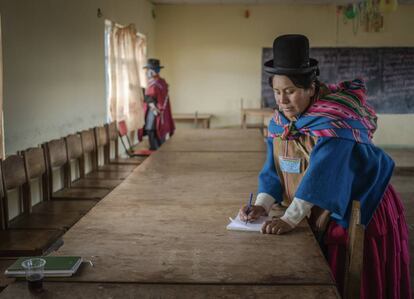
[[226, 214, 272, 232]]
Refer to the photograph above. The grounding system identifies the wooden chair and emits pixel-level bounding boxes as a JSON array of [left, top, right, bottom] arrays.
[[1, 155, 30, 224], [105, 122, 145, 165], [66, 133, 120, 190], [78, 129, 129, 181], [2, 153, 89, 231], [343, 200, 365, 299], [0, 158, 63, 257], [94, 126, 136, 173], [23, 147, 96, 217], [118, 120, 153, 157], [43, 138, 110, 200]]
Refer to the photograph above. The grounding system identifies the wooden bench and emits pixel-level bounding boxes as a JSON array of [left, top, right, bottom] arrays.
[[173, 112, 212, 129]]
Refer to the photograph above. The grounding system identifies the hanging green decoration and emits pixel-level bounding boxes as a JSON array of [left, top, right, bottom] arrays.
[[344, 4, 357, 19]]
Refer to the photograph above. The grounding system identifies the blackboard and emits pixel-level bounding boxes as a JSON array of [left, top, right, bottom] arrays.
[[261, 47, 414, 113]]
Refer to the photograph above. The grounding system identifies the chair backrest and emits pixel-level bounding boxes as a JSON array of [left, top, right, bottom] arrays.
[[23, 147, 49, 203], [117, 120, 134, 155], [0, 162, 6, 230], [44, 138, 69, 194], [106, 122, 118, 142], [2, 155, 27, 191], [95, 126, 108, 148], [118, 120, 128, 137], [1, 154, 29, 222], [65, 134, 84, 183], [66, 134, 83, 161], [344, 200, 365, 299], [105, 122, 119, 163], [79, 129, 97, 174], [23, 147, 46, 180], [80, 129, 96, 154], [46, 139, 68, 168], [94, 126, 109, 167]]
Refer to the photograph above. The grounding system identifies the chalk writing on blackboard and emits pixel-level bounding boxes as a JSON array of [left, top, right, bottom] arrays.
[[261, 47, 414, 113]]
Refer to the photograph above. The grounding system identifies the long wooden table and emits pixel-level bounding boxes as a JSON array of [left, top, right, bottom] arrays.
[[0, 129, 338, 298]]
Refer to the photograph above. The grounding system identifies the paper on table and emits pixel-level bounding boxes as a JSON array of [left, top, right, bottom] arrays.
[[226, 214, 273, 232]]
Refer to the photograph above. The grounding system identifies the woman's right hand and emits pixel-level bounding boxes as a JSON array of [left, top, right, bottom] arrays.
[[239, 205, 267, 222]]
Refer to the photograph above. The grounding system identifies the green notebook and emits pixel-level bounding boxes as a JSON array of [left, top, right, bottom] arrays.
[[5, 256, 83, 277]]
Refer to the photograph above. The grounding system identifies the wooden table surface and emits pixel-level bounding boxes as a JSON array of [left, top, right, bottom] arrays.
[[160, 129, 266, 152], [0, 130, 337, 298]]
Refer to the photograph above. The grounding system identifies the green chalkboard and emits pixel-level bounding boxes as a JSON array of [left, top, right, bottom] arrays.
[[262, 47, 414, 113]]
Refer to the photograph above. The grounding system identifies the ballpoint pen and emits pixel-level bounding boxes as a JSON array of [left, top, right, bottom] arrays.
[[245, 192, 253, 225]]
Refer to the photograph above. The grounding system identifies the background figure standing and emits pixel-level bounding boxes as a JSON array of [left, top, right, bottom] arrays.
[[143, 59, 175, 150]]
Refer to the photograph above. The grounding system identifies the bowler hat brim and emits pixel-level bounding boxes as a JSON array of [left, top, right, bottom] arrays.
[[264, 58, 318, 75], [143, 65, 164, 69]]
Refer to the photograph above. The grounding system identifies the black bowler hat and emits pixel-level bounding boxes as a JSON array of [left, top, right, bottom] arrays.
[[143, 58, 164, 69], [264, 34, 318, 75]]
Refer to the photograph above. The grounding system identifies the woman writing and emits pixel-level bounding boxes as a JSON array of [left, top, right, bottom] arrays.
[[240, 34, 410, 298]]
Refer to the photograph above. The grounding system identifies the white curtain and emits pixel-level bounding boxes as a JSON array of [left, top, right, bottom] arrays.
[[136, 33, 148, 88], [106, 21, 146, 131]]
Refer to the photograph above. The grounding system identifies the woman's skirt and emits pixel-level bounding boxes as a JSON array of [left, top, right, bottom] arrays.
[[325, 184, 411, 299]]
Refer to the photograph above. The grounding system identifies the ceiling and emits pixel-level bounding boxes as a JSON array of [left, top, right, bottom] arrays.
[[153, 0, 414, 5]]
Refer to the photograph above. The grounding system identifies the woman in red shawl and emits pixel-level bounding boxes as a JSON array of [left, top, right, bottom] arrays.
[[143, 59, 175, 150]]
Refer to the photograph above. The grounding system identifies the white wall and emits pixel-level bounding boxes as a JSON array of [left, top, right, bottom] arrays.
[[1, 2, 413, 153], [155, 4, 414, 146], [0, 0, 156, 154]]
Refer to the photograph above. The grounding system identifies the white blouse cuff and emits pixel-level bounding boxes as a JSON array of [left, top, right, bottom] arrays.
[[280, 197, 313, 227], [255, 193, 276, 215]]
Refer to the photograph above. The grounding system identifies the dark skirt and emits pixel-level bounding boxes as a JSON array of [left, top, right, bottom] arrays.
[[325, 184, 411, 299]]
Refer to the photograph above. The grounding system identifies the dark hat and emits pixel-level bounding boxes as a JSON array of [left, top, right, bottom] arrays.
[[143, 58, 164, 69], [264, 34, 318, 75]]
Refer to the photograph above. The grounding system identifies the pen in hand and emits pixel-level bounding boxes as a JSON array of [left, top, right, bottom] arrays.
[[245, 192, 253, 225]]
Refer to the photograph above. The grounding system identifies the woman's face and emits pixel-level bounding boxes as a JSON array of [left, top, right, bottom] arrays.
[[272, 75, 315, 120]]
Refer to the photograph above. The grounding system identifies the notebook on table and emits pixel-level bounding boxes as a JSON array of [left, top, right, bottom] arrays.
[[5, 256, 83, 277], [226, 214, 273, 232]]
